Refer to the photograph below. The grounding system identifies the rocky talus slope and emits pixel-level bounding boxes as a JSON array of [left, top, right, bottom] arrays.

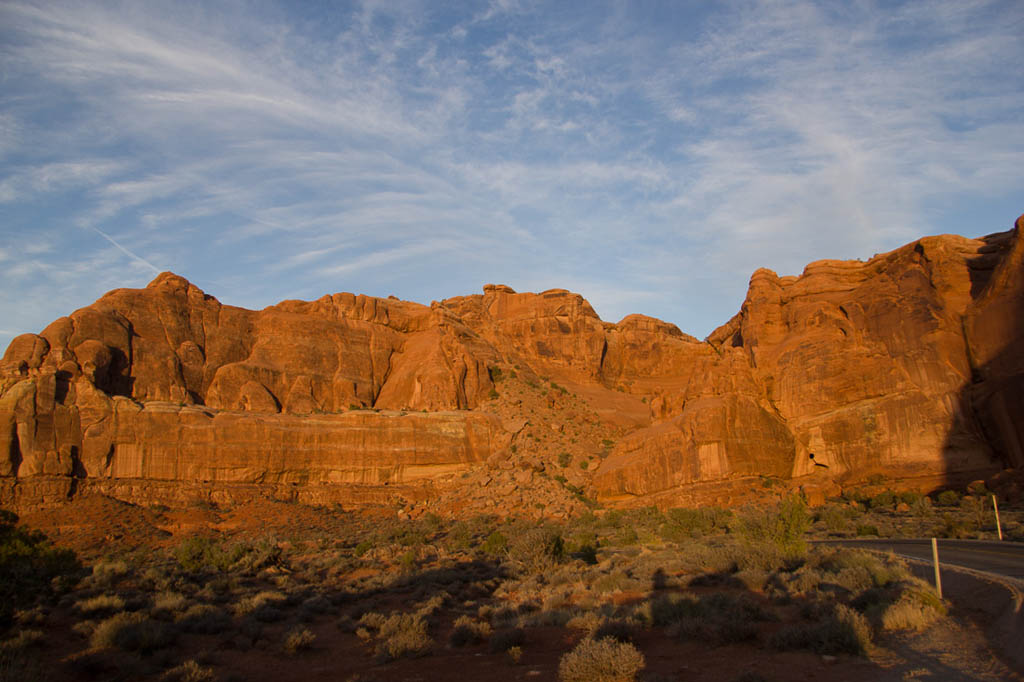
[[2, 216, 1022, 515]]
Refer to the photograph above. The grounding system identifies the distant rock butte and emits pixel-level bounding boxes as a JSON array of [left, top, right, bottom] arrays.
[[2, 216, 1022, 514]]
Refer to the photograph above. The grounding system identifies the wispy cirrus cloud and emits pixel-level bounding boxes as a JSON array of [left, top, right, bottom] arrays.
[[0, 0, 1021, 352]]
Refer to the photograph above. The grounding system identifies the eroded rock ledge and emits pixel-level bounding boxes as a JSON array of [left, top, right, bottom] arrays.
[[2, 216, 1022, 514]]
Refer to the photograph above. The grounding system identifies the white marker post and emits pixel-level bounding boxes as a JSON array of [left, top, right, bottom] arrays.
[[992, 494, 1003, 541], [931, 537, 942, 599]]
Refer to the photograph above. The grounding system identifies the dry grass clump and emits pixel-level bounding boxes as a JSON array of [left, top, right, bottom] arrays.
[[75, 594, 126, 616], [449, 615, 492, 647], [879, 585, 946, 632], [1, 629, 44, 653], [160, 659, 215, 682], [283, 626, 316, 654], [234, 590, 287, 621], [558, 636, 645, 682], [566, 610, 603, 633]]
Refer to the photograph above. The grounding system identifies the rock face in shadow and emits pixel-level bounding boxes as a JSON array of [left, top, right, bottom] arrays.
[[1, 218, 1022, 512]]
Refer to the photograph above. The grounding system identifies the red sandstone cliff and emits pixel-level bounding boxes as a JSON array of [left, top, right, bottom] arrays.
[[2, 217, 1021, 513]]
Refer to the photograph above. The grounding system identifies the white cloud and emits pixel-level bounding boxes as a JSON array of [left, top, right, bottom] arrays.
[[0, 0, 1020, 345]]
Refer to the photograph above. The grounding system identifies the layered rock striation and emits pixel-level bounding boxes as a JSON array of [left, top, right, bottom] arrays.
[[2, 217, 1022, 512]]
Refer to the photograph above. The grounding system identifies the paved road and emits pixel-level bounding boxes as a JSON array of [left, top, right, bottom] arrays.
[[815, 539, 1024, 581]]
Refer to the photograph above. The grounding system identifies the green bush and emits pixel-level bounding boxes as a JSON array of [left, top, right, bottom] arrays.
[[869, 490, 895, 509], [558, 452, 571, 468], [935, 490, 960, 507], [740, 495, 810, 558], [661, 507, 732, 540], [558, 637, 645, 682], [815, 505, 857, 533], [0, 509, 80, 626], [175, 535, 282, 574], [481, 531, 508, 556], [855, 524, 880, 537]]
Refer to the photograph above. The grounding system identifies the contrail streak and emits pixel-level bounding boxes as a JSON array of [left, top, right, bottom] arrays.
[[88, 226, 160, 273]]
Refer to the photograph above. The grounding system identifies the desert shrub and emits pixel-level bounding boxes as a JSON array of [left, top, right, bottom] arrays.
[[815, 505, 857, 533], [175, 536, 245, 573], [76, 594, 126, 616], [612, 526, 640, 546], [558, 637, 645, 682], [769, 604, 870, 655], [898, 491, 924, 505], [646, 593, 702, 627], [234, 590, 287, 621], [399, 549, 417, 572], [558, 452, 572, 468], [0, 628, 44, 652], [151, 591, 188, 619], [909, 495, 933, 516], [175, 535, 281, 574], [374, 613, 432, 660], [507, 526, 565, 574], [817, 549, 907, 590], [489, 627, 525, 653], [855, 524, 880, 537], [0, 509, 81, 625], [566, 611, 603, 633], [592, 571, 638, 594], [90, 612, 176, 653], [935, 490, 961, 507], [673, 593, 768, 645], [90, 560, 130, 587], [592, 618, 636, 643], [507, 645, 523, 663], [481, 531, 508, 556], [869, 490, 896, 509], [161, 660, 215, 682], [449, 615, 492, 647], [176, 604, 231, 634], [283, 626, 316, 654], [960, 496, 987, 530], [735, 568, 770, 592], [740, 496, 809, 559], [660, 508, 710, 540], [444, 521, 474, 552]]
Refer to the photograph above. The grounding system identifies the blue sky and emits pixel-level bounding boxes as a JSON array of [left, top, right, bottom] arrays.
[[1, 0, 1022, 350]]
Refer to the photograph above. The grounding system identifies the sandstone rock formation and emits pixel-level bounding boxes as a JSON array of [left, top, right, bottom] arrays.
[[2, 216, 1022, 513]]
